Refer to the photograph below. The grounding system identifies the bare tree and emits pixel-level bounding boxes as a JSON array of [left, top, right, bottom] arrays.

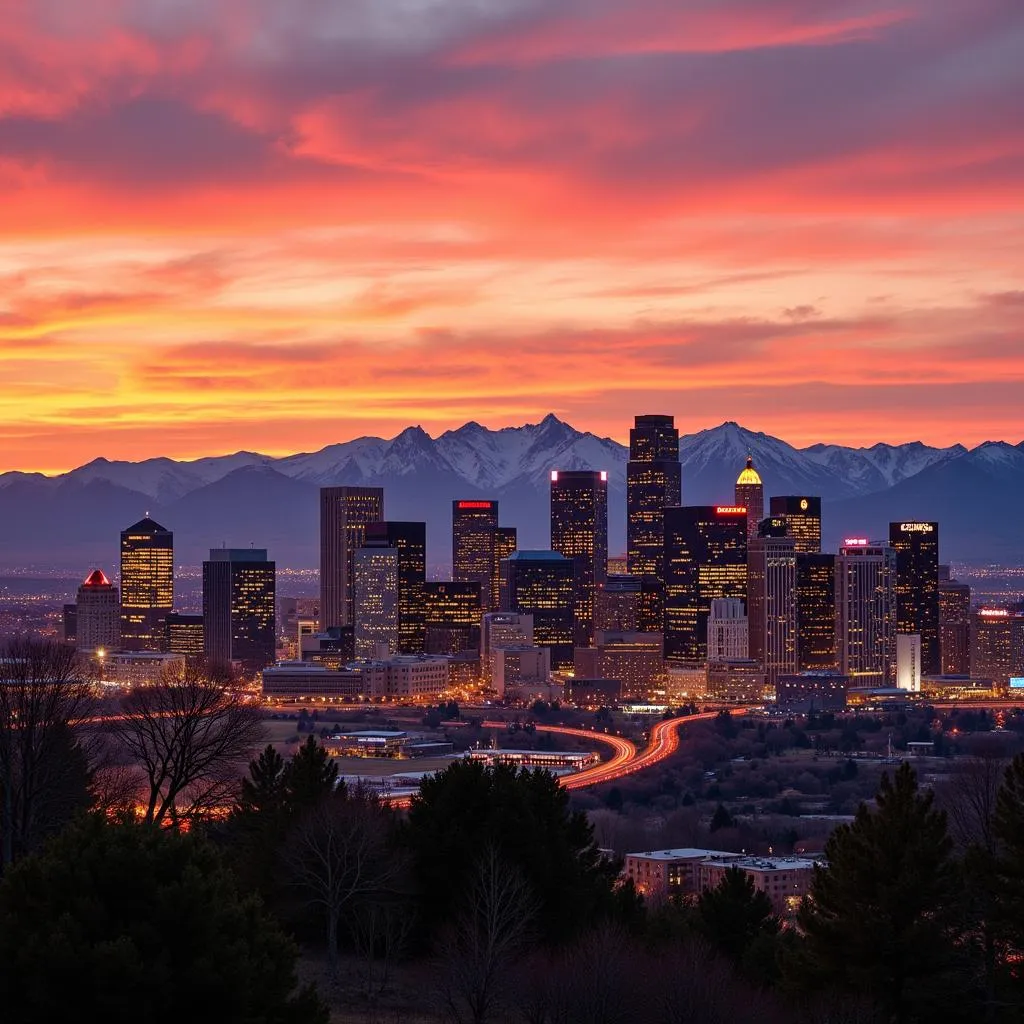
[[283, 787, 400, 967], [435, 846, 537, 1024], [115, 663, 263, 826], [0, 637, 97, 867], [351, 898, 415, 1004]]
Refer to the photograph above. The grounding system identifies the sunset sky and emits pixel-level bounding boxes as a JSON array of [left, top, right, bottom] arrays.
[[1, 0, 1023, 473]]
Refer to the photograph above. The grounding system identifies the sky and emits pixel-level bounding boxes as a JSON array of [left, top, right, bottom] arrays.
[[1, 0, 1023, 473]]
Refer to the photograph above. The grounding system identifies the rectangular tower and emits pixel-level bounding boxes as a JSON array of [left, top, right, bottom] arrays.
[[452, 500, 499, 612], [768, 496, 822, 554], [747, 534, 798, 687], [363, 521, 427, 655], [835, 540, 897, 687], [120, 516, 174, 651], [626, 415, 682, 581], [889, 521, 940, 676], [796, 552, 837, 671], [353, 545, 399, 659], [203, 548, 276, 671], [503, 551, 576, 671], [320, 487, 384, 630]]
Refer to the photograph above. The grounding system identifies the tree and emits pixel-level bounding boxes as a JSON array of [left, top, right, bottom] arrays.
[[0, 637, 97, 867], [797, 762, 967, 1022], [709, 802, 733, 833], [115, 665, 263, 825], [283, 735, 340, 812], [993, 752, 1024, 1012], [0, 815, 326, 1023], [694, 866, 779, 969]]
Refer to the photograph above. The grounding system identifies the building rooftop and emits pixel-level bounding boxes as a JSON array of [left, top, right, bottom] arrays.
[[701, 854, 819, 871], [82, 568, 112, 587], [508, 550, 570, 561], [627, 848, 738, 861], [736, 456, 762, 486], [123, 516, 170, 534]]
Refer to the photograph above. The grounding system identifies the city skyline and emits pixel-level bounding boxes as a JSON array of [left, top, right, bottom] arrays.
[[1, 2, 1023, 472]]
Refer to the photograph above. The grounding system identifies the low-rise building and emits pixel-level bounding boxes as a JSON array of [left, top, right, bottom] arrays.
[[698, 855, 817, 917], [101, 650, 185, 687], [706, 658, 766, 702], [262, 654, 449, 702], [625, 848, 739, 900]]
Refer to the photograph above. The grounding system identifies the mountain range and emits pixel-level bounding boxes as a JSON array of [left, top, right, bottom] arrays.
[[1, 416, 1021, 572]]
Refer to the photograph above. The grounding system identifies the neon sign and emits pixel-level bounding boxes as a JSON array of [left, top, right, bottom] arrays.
[[456, 501, 496, 509], [715, 506, 747, 515], [900, 523, 934, 533], [979, 608, 1010, 618], [844, 538, 869, 546]]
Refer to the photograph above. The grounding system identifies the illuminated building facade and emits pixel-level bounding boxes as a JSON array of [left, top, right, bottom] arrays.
[[453, 500, 499, 612], [320, 486, 384, 629], [573, 631, 665, 701], [747, 535, 797, 687], [776, 671, 848, 712], [120, 517, 174, 651], [939, 574, 972, 675], [796, 553, 837, 671], [707, 598, 749, 661], [596, 573, 663, 634], [626, 414, 682, 581], [482, 611, 534, 682], [970, 609, 1024, 689], [202, 548, 276, 671], [76, 569, 120, 653], [494, 527, 518, 612], [768, 496, 822, 554], [353, 545, 399, 658], [735, 457, 764, 543], [502, 551, 576, 671], [706, 660, 766, 702], [164, 612, 204, 659], [492, 645, 551, 698], [363, 521, 427, 654], [663, 506, 748, 663], [550, 469, 608, 647], [425, 580, 482, 654], [889, 521, 940, 676], [835, 541, 897, 687]]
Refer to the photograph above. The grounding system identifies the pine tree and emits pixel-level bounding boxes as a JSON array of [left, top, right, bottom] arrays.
[[695, 865, 779, 965], [237, 744, 288, 818], [709, 802, 733, 832], [797, 762, 967, 1022], [993, 753, 1024, 1002], [284, 736, 341, 813]]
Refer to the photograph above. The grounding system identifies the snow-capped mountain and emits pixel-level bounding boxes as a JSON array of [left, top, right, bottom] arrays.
[[0, 417, 1019, 568]]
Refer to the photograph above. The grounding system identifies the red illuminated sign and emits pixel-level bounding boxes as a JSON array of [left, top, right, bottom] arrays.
[[715, 506, 747, 515], [844, 538, 869, 546], [979, 608, 1010, 618], [456, 501, 496, 510]]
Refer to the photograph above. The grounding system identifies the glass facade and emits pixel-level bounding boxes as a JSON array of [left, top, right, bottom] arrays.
[[320, 487, 384, 629], [202, 549, 276, 671], [795, 552, 837, 671], [836, 544, 896, 686], [768, 496, 822, 554], [120, 517, 174, 651], [452, 500, 499, 612], [503, 551, 576, 671], [363, 521, 427, 654], [626, 415, 681, 581], [889, 521, 940, 676]]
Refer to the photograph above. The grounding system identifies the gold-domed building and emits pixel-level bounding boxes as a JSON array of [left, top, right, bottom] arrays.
[[735, 456, 764, 541]]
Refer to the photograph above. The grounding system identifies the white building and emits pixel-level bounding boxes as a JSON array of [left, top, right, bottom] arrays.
[[897, 633, 922, 692], [491, 644, 550, 697], [481, 612, 534, 681], [75, 569, 121, 653], [707, 598, 748, 661], [262, 654, 449, 702], [102, 651, 184, 687], [836, 541, 897, 688]]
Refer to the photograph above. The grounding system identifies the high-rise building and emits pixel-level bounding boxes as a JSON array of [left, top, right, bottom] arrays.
[[939, 574, 972, 675], [747, 535, 798, 687], [550, 470, 608, 647], [663, 506, 747, 663], [795, 552, 837, 671], [896, 634, 922, 692], [320, 487, 384, 630], [425, 581, 481, 655], [353, 545, 399, 658], [707, 598, 749, 662], [75, 569, 120, 653], [494, 526, 518, 612], [120, 516, 174, 650], [626, 415, 682, 581], [164, 613, 205, 659], [970, 609, 1024, 689], [502, 551, 576, 671], [735, 457, 764, 543], [889, 521, 940, 676], [363, 521, 427, 654], [835, 540, 897, 688], [481, 611, 535, 683], [768, 496, 822, 554], [202, 548, 276, 671], [573, 631, 665, 701], [453, 500, 499, 613], [595, 574, 662, 634]]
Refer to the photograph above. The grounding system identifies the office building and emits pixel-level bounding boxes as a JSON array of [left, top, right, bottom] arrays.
[[202, 548, 276, 671], [896, 633, 922, 692], [502, 551, 576, 671], [747, 535, 798, 687], [75, 569, 120, 653], [663, 506, 747, 663], [796, 553, 837, 671], [707, 598, 749, 661], [482, 611, 534, 682], [277, 596, 320, 643], [574, 631, 665, 701], [768, 496, 822, 554], [320, 487, 384, 629], [776, 671, 848, 712], [120, 516, 174, 650], [353, 545, 399, 659], [890, 522, 940, 676], [971, 609, 1024, 689], [164, 613, 204, 659], [453, 500, 499, 612], [363, 521, 427, 654], [491, 645, 551, 698], [262, 655, 448, 702], [596, 573, 663, 634], [425, 581, 481, 655], [101, 651, 185, 688], [626, 414, 682, 580], [550, 469, 608, 647], [300, 626, 356, 667], [706, 660, 766, 702], [939, 574, 972, 675], [835, 540, 897, 688], [735, 457, 764, 543]]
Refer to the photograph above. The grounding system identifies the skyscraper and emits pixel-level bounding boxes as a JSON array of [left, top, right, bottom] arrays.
[[768, 496, 822, 554], [747, 534, 798, 687], [120, 516, 174, 650], [494, 526, 518, 612], [626, 415, 682, 581], [76, 569, 120, 653], [203, 548, 276, 671], [363, 521, 427, 654], [663, 506, 747, 663], [835, 540, 897, 687], [939, 573, 972, 675], [735, 457, 764, 543], [425, 581, 482, 655], [550, 470, 608, 647], [320, 487, 384, 630], [889, 521, 940, 676], [796, 552, 837, 671], [353, 545, 399, 658], [452, 500, 499, 612], [502, 551, 576, 670], [164, 613, 205, 659], [970, 609, 1024, 689], [707, 598, 749, 661]]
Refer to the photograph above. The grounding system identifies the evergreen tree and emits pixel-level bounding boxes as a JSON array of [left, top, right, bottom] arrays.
[[284, 736, 341, 812], [797, 762, 967, 1022], [237, 744, 288, 818], [993, 753, 1024, 1002], [709, 802, 733, 832], [694, 865, 779, 967]]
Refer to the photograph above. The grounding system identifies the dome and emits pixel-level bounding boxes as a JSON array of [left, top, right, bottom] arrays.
[[82, 568, 112, 588], [736, 456, 762, 486]]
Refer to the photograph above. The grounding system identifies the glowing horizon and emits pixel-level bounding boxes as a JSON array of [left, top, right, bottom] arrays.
[[2, 1, 1022, 473]]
